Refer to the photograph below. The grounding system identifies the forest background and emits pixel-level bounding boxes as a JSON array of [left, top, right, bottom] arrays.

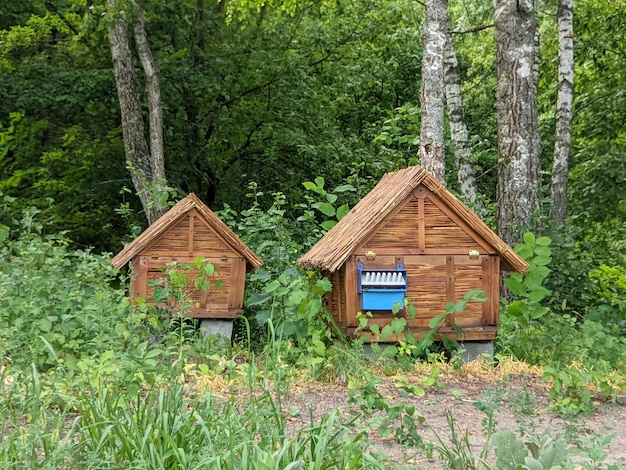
[[0, 0, 625, 467]]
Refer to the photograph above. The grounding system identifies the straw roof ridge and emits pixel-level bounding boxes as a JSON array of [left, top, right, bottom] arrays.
[[297, 165, 528, 274], [110, 193, 263, 270]]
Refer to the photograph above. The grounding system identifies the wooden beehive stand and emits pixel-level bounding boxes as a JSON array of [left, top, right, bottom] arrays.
[[298, 165, 528, 342], [110, 193, 262, 319]]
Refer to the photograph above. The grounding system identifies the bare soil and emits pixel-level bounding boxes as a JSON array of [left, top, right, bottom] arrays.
[[279, 363, 626, 469]]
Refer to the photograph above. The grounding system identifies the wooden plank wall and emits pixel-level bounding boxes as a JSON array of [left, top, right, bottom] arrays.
[[342, 188, 501, 339], [132, 211, 247, 318]]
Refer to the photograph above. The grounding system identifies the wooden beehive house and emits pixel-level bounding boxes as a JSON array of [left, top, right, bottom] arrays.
[[111, 193, 263, 318], [298, 166, 528, 341]]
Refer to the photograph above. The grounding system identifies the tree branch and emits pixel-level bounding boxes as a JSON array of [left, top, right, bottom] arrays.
[[43, 0, 80, 36], [450, 24, 494, 35]]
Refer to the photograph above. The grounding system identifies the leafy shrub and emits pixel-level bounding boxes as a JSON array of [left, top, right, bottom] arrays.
[[0, 218, 133, 371]]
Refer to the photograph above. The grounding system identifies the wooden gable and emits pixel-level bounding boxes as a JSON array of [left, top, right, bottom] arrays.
[[111, 193, 262, 271], [110, 193, 262, 319], [356, 184, 495, 256], [298, 166, 527, 274]]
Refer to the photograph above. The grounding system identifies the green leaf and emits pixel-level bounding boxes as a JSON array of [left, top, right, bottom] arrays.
[[320, 220, 337, 230], [531, 256, 552, 266], [465, 289, 488, 302], [37, 318, 52, 333], [505, 277, 527, 296], [492, 431, 528, 469], [404, 331, 417, 346], [516, 244, 534, 260], [382, 345, 397, 358], [144, 348, 162, 359], [333, 184, 355, 193], [315, 277, 332, 293], [537, 438, 569, 468], [536, 236, 552, 246], [314, 176, 325, 190], [316, 202, 335, 217], [247, 293, 271, 306], [0, 225, 9, 243], [265, 280, 281, 293], [100, 350, 115, 362], [523, 232, 536, 245], [529, 306, 549, 320], [453, 299, 469, 313], [523, 457, 543, 470], [336, 203, 350, 220], [391, 317, 407, 334], [381, 324, 393, 340], [528, 287, 550, 302], [534, 245, 552, 257], [429, 311, 449, 329]]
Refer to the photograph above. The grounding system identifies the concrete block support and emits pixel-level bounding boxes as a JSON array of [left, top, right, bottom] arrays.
[[200, 319, 233, 341], [456, 341, 494, 363]]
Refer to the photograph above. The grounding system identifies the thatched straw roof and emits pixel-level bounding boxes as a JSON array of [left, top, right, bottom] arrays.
[[110, 193, 263, 270], [297, 166, 528, 274]]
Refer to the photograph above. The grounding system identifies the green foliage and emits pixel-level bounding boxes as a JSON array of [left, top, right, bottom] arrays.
[[300, 176, 355, 231], [491, 430, 569, 470], [0, 208, 135, 371], [358, 289, 487, 363], [504, 233, 552, 328], [347, 372, 424, 447], [497, 233, 555, 363]]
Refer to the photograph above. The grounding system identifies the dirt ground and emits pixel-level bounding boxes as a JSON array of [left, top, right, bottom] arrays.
[[280, 363, 626, 469]]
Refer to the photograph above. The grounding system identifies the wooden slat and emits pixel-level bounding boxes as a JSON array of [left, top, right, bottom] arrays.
[[350, 325, 498, 342], [484, 256, 500, 326], [188, 214, 194, 255], [446, 256, 455, 325], [228, 257, 246, 309], [191, 308, 242, 319], [131, 256, 149, 298], [418, 197, 426, 253], [344, 259, 358, 328]]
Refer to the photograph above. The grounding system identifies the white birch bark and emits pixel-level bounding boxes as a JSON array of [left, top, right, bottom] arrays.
[[494, 0, 541, 246], [550, 0, 574, 226], [419, 0, 449, 184], [444, 31, 480, 206]]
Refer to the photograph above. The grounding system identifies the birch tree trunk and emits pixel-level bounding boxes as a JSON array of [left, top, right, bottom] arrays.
[[494, 0, 541, 246], [107, 0, 168, 225], [444, 31, 480, 206], [419, 0, 449, 184], [550, 0, 574, 226]]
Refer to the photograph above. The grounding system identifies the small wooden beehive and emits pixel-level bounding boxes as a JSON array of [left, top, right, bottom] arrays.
[[111, 193, 262, 318], [298, 166, 528, 341]]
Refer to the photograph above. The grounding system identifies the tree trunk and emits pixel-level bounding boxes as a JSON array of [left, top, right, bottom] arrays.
[[550, 0, 574, 226], [444, 30, 480, 206], [107, 0, 168, 225], [419, 0, 449, 184], [494, 0, 541, 246]]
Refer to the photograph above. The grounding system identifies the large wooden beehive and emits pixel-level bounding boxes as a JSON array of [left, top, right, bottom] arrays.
[[298, 166, 528, 341], [111, 193, 262, 318]]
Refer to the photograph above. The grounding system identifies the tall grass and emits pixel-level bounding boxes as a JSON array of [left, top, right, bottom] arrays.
[[0, 368, 393, 469]]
